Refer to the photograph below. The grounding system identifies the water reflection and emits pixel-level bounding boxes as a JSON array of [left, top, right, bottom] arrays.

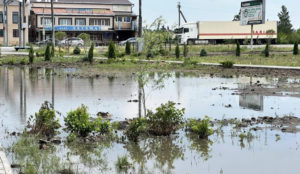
[[186, 133, 213, 161], [239, 94, 264, 111]]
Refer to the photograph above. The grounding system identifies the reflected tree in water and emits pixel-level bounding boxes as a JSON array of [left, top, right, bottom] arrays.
[[187, 133, 213, 161]]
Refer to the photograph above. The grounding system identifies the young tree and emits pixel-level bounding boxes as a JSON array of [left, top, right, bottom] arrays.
[[88, 42, 94, 63], [264, 42, 270, 57], [293, 41, 299, 55], [183, 44, 188, 57], [175, 43, 180, 59], [125, 41, 131, 55], [55, 31, 66, 53], [45, 44, 51, 61], [29, 45, 34, 64], [107, 41, 116, 59], [278, 5, 293, 34], [78, 33, 91, 53], [236, 41, 240, 57]]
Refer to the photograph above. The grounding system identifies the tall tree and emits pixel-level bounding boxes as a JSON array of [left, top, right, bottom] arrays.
[[278, 5, 293, 34]]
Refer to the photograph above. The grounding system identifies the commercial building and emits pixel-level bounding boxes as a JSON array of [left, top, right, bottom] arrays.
[[0, 0, 30, 46], [29, 0, 137, 45]]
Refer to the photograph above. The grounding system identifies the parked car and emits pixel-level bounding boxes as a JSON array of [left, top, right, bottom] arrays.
[[35, 38, 58, 46], [59, 37, 84, 46], [119, 37, 139, 46]]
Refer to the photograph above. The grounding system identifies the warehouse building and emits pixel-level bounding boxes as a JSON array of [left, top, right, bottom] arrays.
[[29, 0, 137, 45]]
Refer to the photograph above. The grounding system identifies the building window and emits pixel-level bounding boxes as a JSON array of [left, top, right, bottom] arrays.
[[123, 17, 131, 23], [59, 18, 72, 25], [75, 18, 86, 26], [89, 18, 110, 26], [13, 12, 18, 24], [41, 17, 53, 26], [0, 29, 3, 37], [13, 29, 19, 37], [0, 12, 3, 23], [115, 17, 122, 22]]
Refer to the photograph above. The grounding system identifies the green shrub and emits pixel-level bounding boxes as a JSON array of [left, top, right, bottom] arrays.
[[107, 41, 116, 59], [73, 46, 81, 55], [200, 49, 207, 57], [183, 44, 188, 57], [67, 132, 77, 143], [93, 117, 111, 134], [236, 41, 240, 57], [220, 60, 234, 68], [264, 42, 270, 57], [44, 44, 51, 61], [7, 59, 15, 65], [125, 118, 147, 142], [116, 155, 131, 171], [31, 101, 60, 137], [88, 42, 94, 63], [29, 45, 34, 64], [186, 116, 213, 139], [64, 105, 94, 137], [125, 41, 131, 55], [146, 49, 153, 59], [293, 41, 299, 55], [146, 101, 185, 136], [175, 43, 180, 59], [20, 59, 26, 65]]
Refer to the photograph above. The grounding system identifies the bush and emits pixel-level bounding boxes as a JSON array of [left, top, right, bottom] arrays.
[[93, 117, 111, 134], [116, 155, 131, 172], [125, 118, 147, 142], [29, 45, 34, 64], [175, 43, 180, 59], [220, 61, 234, 68], [236, 41, 240, 57], [73, 46, 81, 55], [186, 116, 213, 139], [264, 42, 270, 57], [293, 41, 299, 55], [125, 41, 131, 55], [107, 41, 116, 59], [31, 101, 60, 137], [88, 42, 94, 63], [200, 49, 207, 57], [64, 105, 94, 137], [183, 44, 188, 57], [44, 44, 51, 61], [146, 101, 185, 136]]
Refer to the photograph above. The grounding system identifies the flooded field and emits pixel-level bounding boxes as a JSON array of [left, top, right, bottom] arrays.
[[1, 66, 300, 174]]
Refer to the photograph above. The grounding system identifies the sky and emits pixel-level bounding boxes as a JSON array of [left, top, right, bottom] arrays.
[[130, 0, 300, 29]]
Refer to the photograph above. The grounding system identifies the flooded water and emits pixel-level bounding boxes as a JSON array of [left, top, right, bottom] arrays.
[[1, 66, 300, 174]]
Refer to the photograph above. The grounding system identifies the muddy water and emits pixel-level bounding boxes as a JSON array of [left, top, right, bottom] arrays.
[[1, 66, 300, 174]]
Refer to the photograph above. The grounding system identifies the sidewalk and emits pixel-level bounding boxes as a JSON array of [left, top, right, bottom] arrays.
[[0, 144, 13, 174]]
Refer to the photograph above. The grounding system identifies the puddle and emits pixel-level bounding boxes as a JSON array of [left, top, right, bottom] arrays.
[[1, 66, 300, 174]]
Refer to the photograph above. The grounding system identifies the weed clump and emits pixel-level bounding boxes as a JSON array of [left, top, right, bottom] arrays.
[[146, 101, 185, 136], [116, 155, 131, 172], [73, 46, 81, 55], [186, 116, 214, 139], [31, 101, 60, 137], [220, 60, 234, 68], [200, 49, 207, 57]]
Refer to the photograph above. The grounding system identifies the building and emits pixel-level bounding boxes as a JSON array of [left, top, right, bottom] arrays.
[[29, 0, 137, 45], [0, 0, 30, 46]]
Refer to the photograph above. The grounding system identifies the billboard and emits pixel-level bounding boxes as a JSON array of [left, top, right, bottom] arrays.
[[240, 0, 265, 25]]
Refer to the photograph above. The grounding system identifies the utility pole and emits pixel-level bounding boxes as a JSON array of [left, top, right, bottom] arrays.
[[138, 0, 142, 37], [22, 0, 26, 47], [18, 0, 22, 48], [51, 0, 55, 47], [2, 0, 6, 46], [178, 2, 181, 27]]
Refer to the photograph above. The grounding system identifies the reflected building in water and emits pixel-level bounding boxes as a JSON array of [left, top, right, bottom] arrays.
[[239, 94, 264, 111]]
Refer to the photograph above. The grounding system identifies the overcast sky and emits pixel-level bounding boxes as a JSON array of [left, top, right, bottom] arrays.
[[130, 0, 300, 29]]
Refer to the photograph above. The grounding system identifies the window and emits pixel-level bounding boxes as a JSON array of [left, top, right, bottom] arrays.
[[184, 28, 189, 33], [0, 29, 3, 37], [123, 17, 131, 23], [0, 12, 3, 23], [58, 18, 72, 25], [115, 17, 122, 22], [13, 29, 19, 37], [41, 17, 53, 26], [75, 18, 86, 26], [13, 12, 18, 24], [89, 18, 110, 26]]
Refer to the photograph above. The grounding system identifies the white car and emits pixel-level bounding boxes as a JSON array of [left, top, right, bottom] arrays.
[[59, 37, 84, 46], [119, 37, 139, 46]]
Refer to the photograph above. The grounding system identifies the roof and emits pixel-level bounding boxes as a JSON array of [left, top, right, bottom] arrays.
[[30, 0, 133, 5], [32, 7, 114, 15]]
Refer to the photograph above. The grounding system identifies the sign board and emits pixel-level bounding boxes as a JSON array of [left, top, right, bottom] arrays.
[[45, 26, 102, 31], [240, 0, 265, 25]]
